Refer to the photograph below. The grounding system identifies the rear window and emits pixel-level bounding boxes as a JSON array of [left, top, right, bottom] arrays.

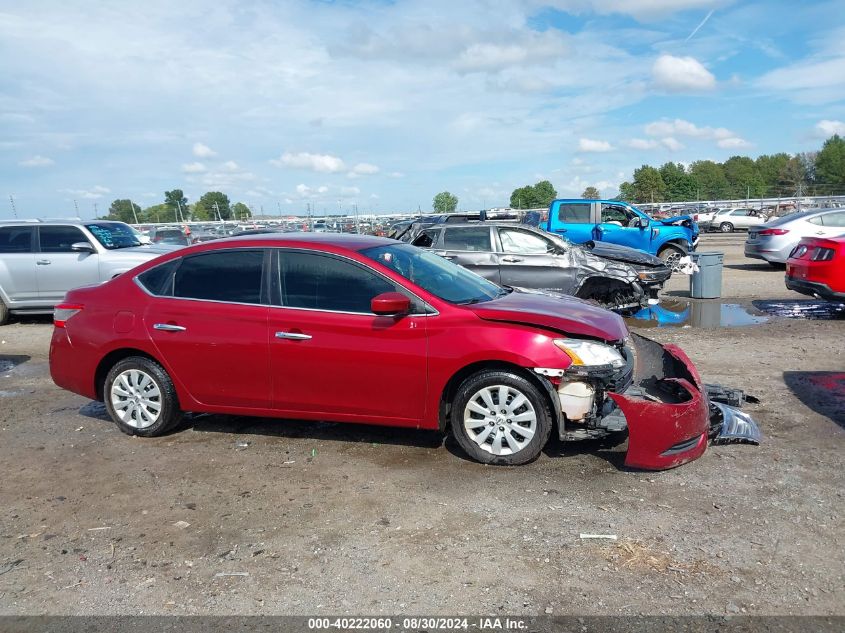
[[557, 203, 591, 224], [0, 226, 33, 253], [173, 250, 265, 304], [136, 260, 179, 296], [819, 210, 845, 227], [441, 227, 492, 251]]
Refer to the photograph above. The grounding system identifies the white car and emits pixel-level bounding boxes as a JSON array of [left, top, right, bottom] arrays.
[[702, 208, 768, 233]]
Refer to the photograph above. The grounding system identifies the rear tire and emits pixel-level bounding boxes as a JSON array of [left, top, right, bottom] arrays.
[[104, 356, 182, 437], [767, 261, 786, 269], [657, 245, 686, 272], [450, 370, 552, 465], [719, 222, 734, 233], [0, 298, 9, 326]]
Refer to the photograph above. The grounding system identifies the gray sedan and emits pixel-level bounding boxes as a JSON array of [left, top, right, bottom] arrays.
[[745, 208, 845, 265]]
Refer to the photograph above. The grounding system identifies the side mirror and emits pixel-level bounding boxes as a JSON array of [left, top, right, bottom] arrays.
[[371, 292, 411, 316], [71, 242, 95, 253], [638, 217, 649, 229]]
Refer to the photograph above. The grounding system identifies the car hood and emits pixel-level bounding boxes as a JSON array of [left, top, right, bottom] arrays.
[[112, 244, 182, 256], [585, 241, 664, 267], [465, 288, 628, 343], [658, 214, 694, 226]]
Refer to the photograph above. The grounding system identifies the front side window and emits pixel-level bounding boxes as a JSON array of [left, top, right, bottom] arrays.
[[731, 210, 750, 217], [557, 203, 591, 224], [499, 228, 554, 254], [441, 227, 492, 252], [600, 204, 635, 224], [39, 226, 87, 253], [85, 222, 141, 249], [362, 243, 503, 305], [0, 227, 34, 253], [279, 251, 402, 313], [173, 250, 264, 304]]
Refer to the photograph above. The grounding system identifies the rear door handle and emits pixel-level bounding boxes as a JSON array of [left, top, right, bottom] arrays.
[[501, 256, 523, 262], [37, 260, 51, 265], [434, 251, 455, 259], [153, 323, 186, 332], [275, 331, 312, 341]]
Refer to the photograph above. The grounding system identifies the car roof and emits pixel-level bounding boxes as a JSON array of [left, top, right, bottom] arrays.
[[0, 218, 125, 226], [193, 231, 394, 252], [421, 222, 535, 231]]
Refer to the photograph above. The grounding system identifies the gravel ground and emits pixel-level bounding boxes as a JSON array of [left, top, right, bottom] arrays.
[[0, 234, 843, 616]]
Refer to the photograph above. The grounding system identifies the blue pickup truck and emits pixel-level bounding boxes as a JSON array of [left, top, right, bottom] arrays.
[[543, 199, 699, 269]]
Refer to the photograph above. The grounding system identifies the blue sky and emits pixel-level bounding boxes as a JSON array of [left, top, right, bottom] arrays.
[[2, 0, 844, 218]]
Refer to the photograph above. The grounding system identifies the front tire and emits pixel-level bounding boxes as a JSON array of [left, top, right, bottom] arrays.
[[719, 222, 734, 233], [450, 370, 552, 465], [658, 245, 686, 272], [104, 357, 182, 437]]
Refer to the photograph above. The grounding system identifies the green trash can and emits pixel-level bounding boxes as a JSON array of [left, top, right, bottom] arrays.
[[689, 252, 724, 299]]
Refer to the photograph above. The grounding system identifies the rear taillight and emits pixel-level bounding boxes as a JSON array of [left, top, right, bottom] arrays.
[[759, 228, 789, 236], [54, 303, 83, 328], [789, 244, 808, 258], [812, 247, 835, 261]]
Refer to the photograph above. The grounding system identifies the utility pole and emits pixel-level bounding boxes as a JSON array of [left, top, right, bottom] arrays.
[[277, 202, 282, 219], [213, 202, 221, 223], [73, 199, 80, 217], [175, 200, 185, 224], [9, 195, 18, 219], [354, 203, 360, 234], [93, 202, 98, 218], [128, 199, 139, 225]]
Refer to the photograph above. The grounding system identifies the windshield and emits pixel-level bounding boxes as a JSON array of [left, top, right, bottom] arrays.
[[361, 243, 504, 305], [85, 222, 141, 249]]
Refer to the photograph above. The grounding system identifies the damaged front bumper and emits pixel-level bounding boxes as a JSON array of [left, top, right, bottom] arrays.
[[540, 333, 761, 470]]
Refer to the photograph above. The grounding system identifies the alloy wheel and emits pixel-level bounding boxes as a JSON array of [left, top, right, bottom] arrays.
[[463, 385, 537, 456]]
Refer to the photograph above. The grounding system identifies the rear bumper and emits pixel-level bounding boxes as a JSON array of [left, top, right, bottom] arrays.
[[744, 240, 792, 263], [785, 276, 845, 302], [609, 335, 710, 470], [49, 327, 98, 400]]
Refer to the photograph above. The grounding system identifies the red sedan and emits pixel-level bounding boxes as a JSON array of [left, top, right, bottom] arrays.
[[785, 235, 845, 303], [50, 234, 710, 469]]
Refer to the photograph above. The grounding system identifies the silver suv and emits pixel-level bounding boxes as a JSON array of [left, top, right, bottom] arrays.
[[0, 219, 177, 325]]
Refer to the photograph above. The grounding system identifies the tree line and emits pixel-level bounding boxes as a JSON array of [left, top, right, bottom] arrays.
[[103, 190, 253, 224], [616, 134, 845, 204]]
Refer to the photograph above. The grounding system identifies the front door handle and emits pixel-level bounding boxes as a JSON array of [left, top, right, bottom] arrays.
[[153, 323, 186, 332], [37, 260, 51, 265], [501, 256, 524, 262], [275, 331, 312, 341], [434, 251, 455, 259]]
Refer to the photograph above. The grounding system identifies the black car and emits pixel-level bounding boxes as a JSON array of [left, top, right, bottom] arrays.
[[406, 223, 671, 313]]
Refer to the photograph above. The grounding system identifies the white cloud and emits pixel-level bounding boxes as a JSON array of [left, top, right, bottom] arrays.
[[816, 119, 845, 137], [349, 162, 380, 176], [60, 185, 110, 199], [661, 137, 684, 151], [717, 136, 751, 149], [626, 137, 684, 151], [546, 0, 731, 21], [340, 186, 361, 196], [18, 155, 55, 167], [294, 183, 330, 198], [223, 160, 239, 171], [272, 152, 346, 173], [757, 57, 845, 104], [192, 142, 217, 158], [644, 118, 733, 140], [181, 162, 206, 173], [651, 54, 716, 92], [578, 138, 613, 152]]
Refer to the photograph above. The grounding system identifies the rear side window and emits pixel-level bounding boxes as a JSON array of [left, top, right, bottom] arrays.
[[279, 251, 401, 314], [39, 226, 87, 253], [821, 211, 845, 227], [499, 228, 554, 254], [441, 227, 492, 251], [136, 260, 179, 296], [557, 203, 591, 224], [173, 250, 265, 304], [411, 229, 439, 248], [0, 226, 34, 253]]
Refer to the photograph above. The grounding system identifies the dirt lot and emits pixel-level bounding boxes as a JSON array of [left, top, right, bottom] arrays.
[[0, 234, 843, 616]]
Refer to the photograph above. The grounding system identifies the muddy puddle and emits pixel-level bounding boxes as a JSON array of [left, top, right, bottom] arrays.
[[753, 299, 845, 320], [626, 300, 767, 328]]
